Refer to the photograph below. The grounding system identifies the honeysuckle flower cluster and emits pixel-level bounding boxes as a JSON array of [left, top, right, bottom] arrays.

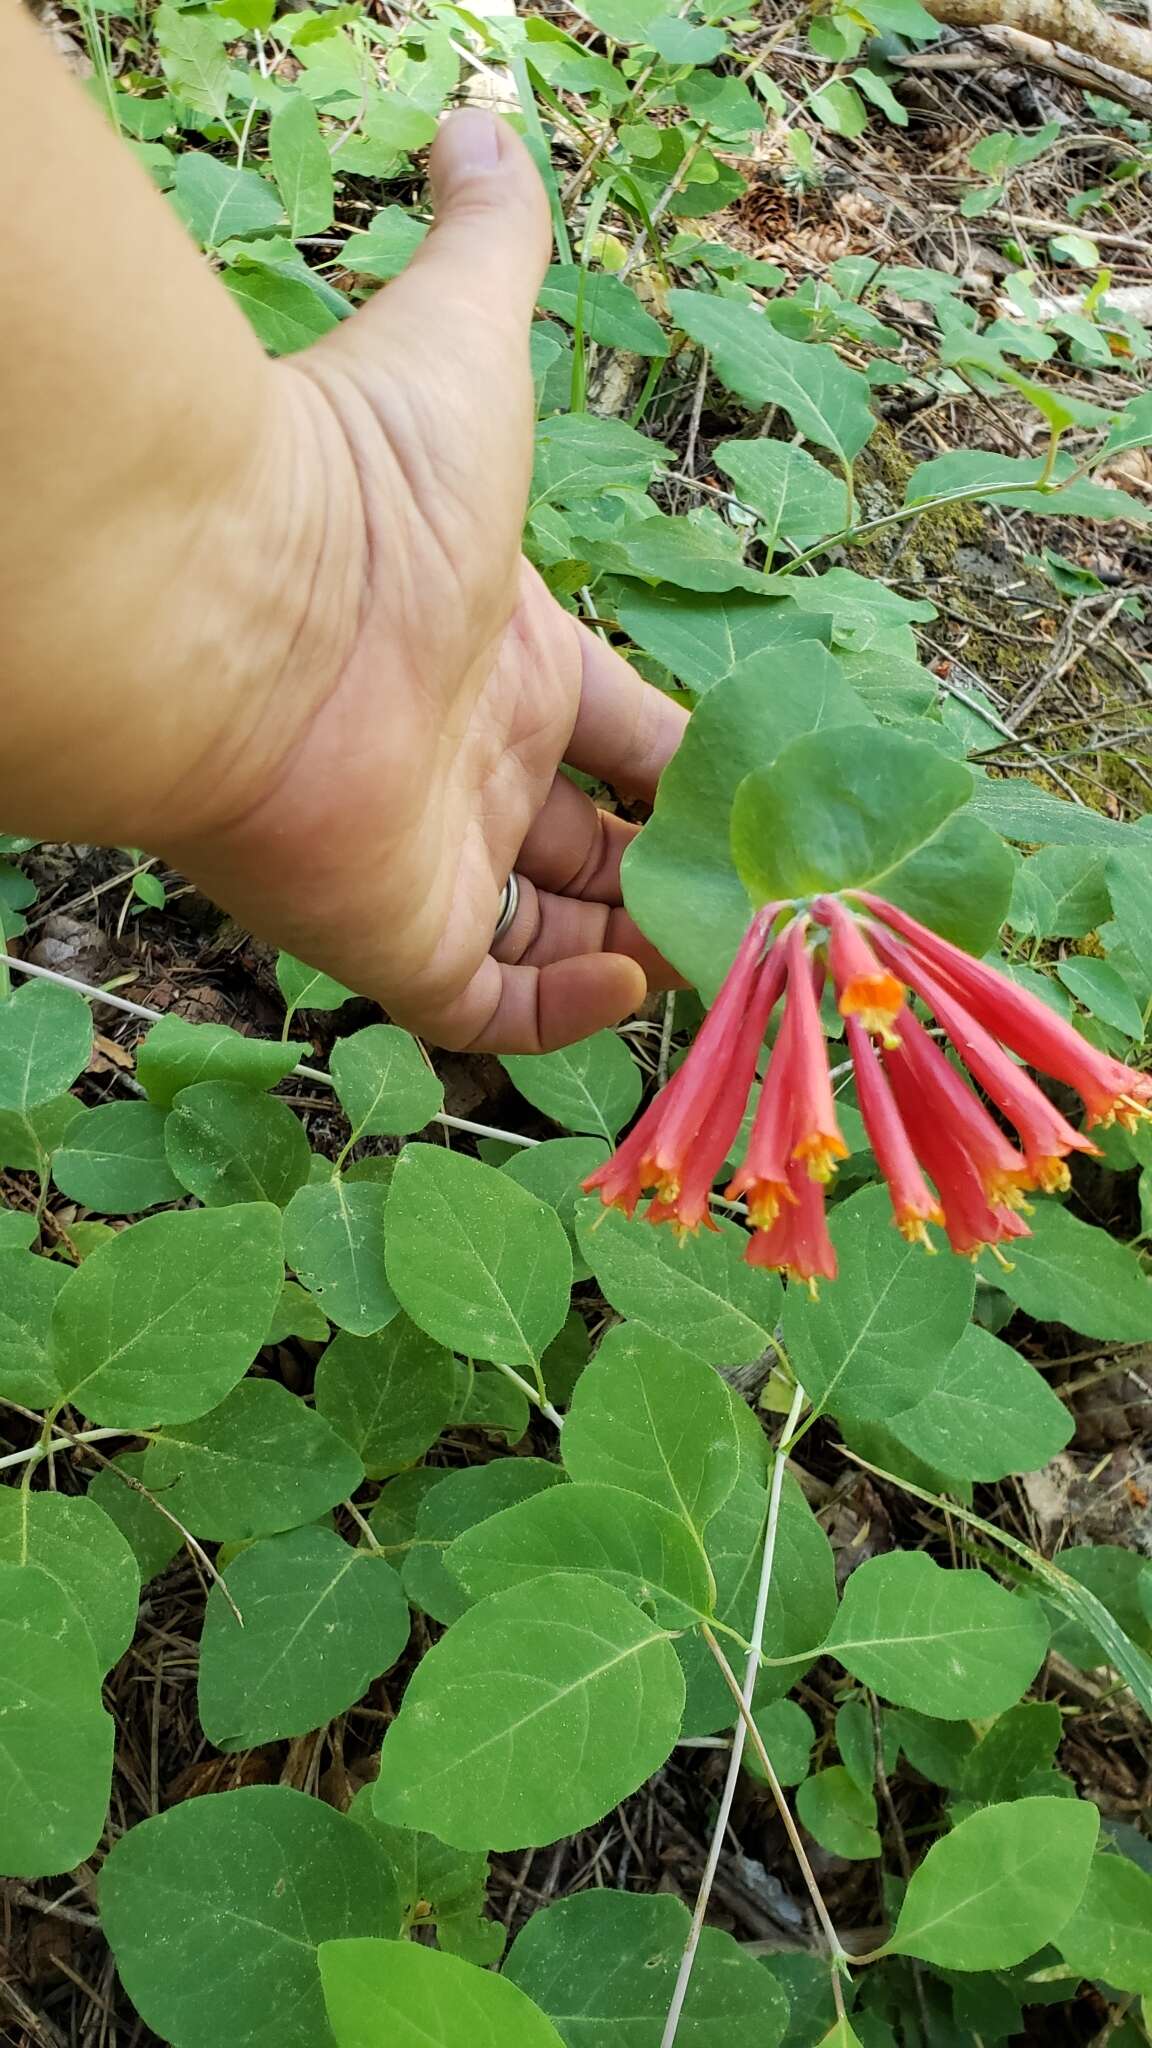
[[583, 893, 1152, 1291]]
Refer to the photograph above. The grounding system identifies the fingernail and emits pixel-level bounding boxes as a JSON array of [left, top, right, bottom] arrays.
[[438, 106, 503, 174]]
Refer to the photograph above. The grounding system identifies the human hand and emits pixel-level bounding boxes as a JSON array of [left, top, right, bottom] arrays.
[[164, 111, 687, 1051]]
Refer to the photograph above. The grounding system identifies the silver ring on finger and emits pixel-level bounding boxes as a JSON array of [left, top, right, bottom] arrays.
[[492, 871, 520, 948]]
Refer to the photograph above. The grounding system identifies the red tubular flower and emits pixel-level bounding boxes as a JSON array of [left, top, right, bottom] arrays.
[[867, 924, 1098, 1192], [746, 1156, 838, 1293], [888, 1007, 1031, 1210], [814, 894, 906, 1046], [582, 907, 781, 1225], [845, 1016, 942, 1245], [726, 922, 848, 1229], [885, 1041, 1029, 1260], [857, 892, 1152, 1130]]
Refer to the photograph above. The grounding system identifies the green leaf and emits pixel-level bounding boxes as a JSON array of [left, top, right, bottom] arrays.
[[622, 644, 872, 991], [796, 1766, 880, 1859], [994, 1198, 1152, 1340], [1042, 1542, 1152, 1667], [52, 1203, 285, 1426], [154, 4, 231, 120], [199, 1526, 410, 1748], [668, 289, 876, 465], [1102, 391, 1152, 459], [1057, 1853, 1152, 1994], [320, 1938, 564, 2048], [809, 79, 869, 138], [968, 776, 1137, 851], [446, 1480, 715, 1627], [170, 149, 283, 248], [563, 1321, 740, 1539], [284, 1177, 399, 1336], [0, 978, 91, 1112], [339, 206, 428, 279], [402, 1458, 566, 1625], [0, 1563, 114, 1879], [136, 1014, 304, 1108], [958, 1701, 1062, 1804], [574, 510, 772, 596], [331, 1024, 443, 1138], [732, 725, 972, 903], [783, 1186, 975, 1423], [538, 265, 668, 356], [266, 1277, 330, 1343], [1009, 846, 1110, 939], [0, 1207, 36, 1249], [0, 1249, 67, 1405], [99, 1785, 400, 2048], [347, 1792, 495, 1952], [504, 1889, 790, 2045], [616, 584, 823, 693], [825, 1551, 1049, 1714], [891, 1708, 977, 1788], [51, 1101, 183, 1212], [714, 438, 848, 554], [268, 93, 334, 236], [0, 1489, 140, 1672], [747, 1698, 815, 1787], [888, 1796, 1099, 1968], [573, 0, 674, 42], [883, 1323, 1072, 1481], [314, 1317, 456, 1479], [904, 449, 1149, 523], [88, 1452, 183, 1584], [143, 1377, 362, 1540], [277, 953, 357, 1013], [1057, 956, 1144, 1039], [499, 1138, 608, 1280], [575, 1204, 782, 1366], [374, 1573, 683, 1850], [1106, 845, 1152, 981], [385, 1145, 572, 1366], [531, 414, 671, 505], [451, 1360, 529, 1444], [869, 807, 1015, 958], [0, 1092, 84, 1168], [499, 1038, 641, 1142], [224, 264, 343, 352]]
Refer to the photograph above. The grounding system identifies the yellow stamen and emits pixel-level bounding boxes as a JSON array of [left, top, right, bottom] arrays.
[[1032, 1157, 1071, 1194], [793, 1133, 849, 1184], [896, 1213, 938, 1251]]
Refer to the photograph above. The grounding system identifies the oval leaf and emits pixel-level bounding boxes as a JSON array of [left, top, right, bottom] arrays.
[[825, 1551, 1049, 1715], [319, 1937, 564, 2048], [888, 1796, 1099, 1968]]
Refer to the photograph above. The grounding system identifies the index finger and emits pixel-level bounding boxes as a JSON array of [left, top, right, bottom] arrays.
[[564, 615, 688, 804]]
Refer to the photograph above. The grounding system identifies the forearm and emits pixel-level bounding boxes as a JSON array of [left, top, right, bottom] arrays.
[[0, 8, 351, 849]]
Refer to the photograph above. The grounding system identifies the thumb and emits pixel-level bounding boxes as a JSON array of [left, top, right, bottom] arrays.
[[417, 110, 553, 325]]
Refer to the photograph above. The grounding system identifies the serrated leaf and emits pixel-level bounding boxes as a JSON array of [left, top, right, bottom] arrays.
[[825, 1551, 1049, 1714], [783, 1186, 974, 1424], [402, 1458, 566, 1624], [888, 1796, 1098, 1968], [668, 289, 876, 464], [268, 93, 334, 236], [385, 1145, 571, 1366], [563, 1321, 740, 1540], [446, 1481, 714, 1627], [1057, 1853, 1152, 1994], [575, 1203, 781, 1366], [504, 1889, 789, 2045], [199, 1527, 410, 1748], [52, 1203, 285, 1426], [143, 1377, 362, 1539], [884, 1323, 1072, 1481], [313, 1317, 455, 1480], [52, 1100, 183, 1212], [0, 979, 92, 1112], [993, 1198, 1152, 1340], [319, 1938, 564, 2048], [0, 1490, 139, 1672], [330, 1025, 443, 1139], [135, 1015, 304, 1109], [170, 149, 283, 248], [538, 265, 668, 356], [284, 1177, 399, 1336], [0, 1564, 114, 1879], [99, 1785, 400, 2048], [373, 1573, 683, 1850]]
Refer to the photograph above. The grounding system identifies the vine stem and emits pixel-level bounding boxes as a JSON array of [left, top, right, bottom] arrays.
[[659, 1382, 840, 2047], [0, 1425, 125, 1473], [490, 1359, 565, 1430]]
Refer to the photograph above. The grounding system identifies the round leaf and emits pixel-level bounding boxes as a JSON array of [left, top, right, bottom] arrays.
[[888, 1796, 1099, 1969], [885, 1323, 1072, 1481], [136, 1015, 304, 1109], [330, 1024, 444, 1138], [99, 1785, 400, 2048], [314, 1317, 456, 1480], [143, 1378, 363, 1540], [796, 1767, 880, 1860], [198, 1527, 410, 1749], [992, 1198, 1152, 1341], [52, 1203, 285, 1426], [319, 1937, 565, 2048], [166, 1080, 312, 1208], [385, 1145, 572, 1367], [563, 1322, 740, 1540], [575, 1203, 782, 1367], [402, 1458, 566, 1624], [373, 1573, 684, 1850], [0, 979, 92, 1112], [746, 1698, 815, 1788], [0, 1248, 66, 1405], [500, 1033, 641, 1141], [52, 1100, 184, 1211], [825, 1551, 1049, 1715], [0, 1562, 114, 1879], [0, 1489, 140, 1672], [1057, 1853, 1152, 1994], [284, 1177, 399, 1336]]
